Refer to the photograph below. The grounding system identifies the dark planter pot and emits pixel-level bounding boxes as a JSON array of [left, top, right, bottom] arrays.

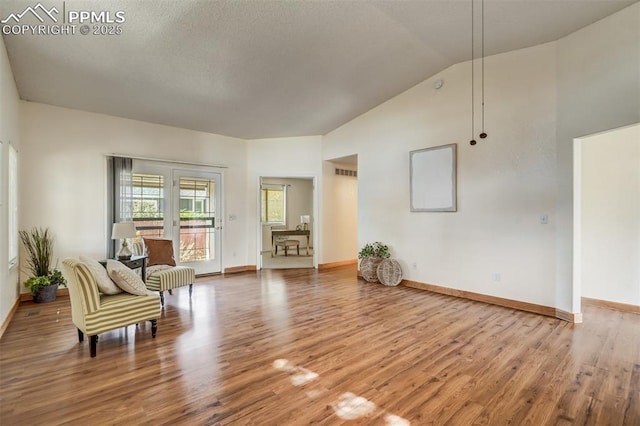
[[33, 284, 59, 303]]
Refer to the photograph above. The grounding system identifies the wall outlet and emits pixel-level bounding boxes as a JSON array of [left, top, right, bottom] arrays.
[[493, 272, 501, 282], [411, 262, 417, 270], [540, 214, 548, 224]]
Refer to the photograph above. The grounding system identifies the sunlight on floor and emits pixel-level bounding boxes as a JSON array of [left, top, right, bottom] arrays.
[[272, 358, 411, 424], [331, 392, 377, 420]]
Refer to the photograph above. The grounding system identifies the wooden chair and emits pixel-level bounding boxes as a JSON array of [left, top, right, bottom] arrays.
[[271, 226, 300, 256]]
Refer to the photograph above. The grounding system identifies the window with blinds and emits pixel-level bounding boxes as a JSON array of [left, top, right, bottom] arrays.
[[132, 173, 165, 237]]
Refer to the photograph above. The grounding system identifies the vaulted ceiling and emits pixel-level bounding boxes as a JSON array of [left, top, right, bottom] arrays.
[[1, 0, 636, 139]]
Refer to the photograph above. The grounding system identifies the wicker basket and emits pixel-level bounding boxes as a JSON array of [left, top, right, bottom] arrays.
[[360, 257, 384, 282], [376, 259, 403, 286]]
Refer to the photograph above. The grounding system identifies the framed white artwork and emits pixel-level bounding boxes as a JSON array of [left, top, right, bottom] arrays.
[[410, 143, 457, 212]]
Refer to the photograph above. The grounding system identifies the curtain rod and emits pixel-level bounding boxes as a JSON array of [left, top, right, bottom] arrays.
[[106, 154, 228, 169]]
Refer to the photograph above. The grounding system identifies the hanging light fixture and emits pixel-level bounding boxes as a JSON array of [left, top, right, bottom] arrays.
[[470, 0, 476, 146], [470, 0, 488, 146], [479, 0, 488, 140]]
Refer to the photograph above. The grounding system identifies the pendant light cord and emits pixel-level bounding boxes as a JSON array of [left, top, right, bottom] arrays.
[[481, 0, 485, 134], [471, 0, 475, 143]]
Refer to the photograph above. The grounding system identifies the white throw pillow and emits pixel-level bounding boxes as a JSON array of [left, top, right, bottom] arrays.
[[106, 260, 148, 296], [79, 255, 123, 295]]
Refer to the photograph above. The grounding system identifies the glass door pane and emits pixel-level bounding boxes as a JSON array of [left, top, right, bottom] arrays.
[[173, 170, 222, 274]]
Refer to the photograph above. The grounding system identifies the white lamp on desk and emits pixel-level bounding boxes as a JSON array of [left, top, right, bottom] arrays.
[[112, 222, 137, 260], [300, 215, 311, 231]]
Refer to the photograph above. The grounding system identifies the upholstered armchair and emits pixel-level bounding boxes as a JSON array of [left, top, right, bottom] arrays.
[[62, 258, 161, 357], [134, 238, 196, 306]]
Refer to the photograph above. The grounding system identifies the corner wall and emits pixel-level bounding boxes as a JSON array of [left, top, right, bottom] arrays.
[[556, 2, 640, 312], [246, 136, 322, 266], [324, 42, 559, 308], [0, 34, 21, 330], [322, 3, 640, 314]]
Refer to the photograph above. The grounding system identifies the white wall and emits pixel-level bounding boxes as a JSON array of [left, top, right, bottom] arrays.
[[246, 136, 322, 265], [580, 124, 640, 306], [556, 3, 640, 312], [322, 4, 640, 313], [18, 102, 249, 288], [321, 160, 358, 264], [0, 34, 21, 327], [324, 42, 559, 307]]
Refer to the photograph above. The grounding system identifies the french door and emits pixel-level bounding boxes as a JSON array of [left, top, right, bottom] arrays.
[[172, 169, 222, 275], [132, 161, 222, 275]]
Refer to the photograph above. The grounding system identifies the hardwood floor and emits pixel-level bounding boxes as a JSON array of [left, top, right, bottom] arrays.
[[1, 266, 638, 425]]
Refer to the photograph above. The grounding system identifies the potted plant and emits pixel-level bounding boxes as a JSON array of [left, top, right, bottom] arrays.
[[19, 227, 66, 303], [358, 242, 391, 283]]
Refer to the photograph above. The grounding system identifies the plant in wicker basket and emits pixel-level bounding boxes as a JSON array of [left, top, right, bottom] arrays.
[[358, 242, 390, 283]]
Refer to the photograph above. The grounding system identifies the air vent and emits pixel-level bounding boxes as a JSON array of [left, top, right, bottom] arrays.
[[335, 168, 357, 178]]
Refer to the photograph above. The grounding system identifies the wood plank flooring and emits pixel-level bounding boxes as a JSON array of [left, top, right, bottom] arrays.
[[1, 266, 638, 425]]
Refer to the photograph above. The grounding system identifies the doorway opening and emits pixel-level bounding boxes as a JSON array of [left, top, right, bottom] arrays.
[[573, 123, 640, 314], [259, 176, 315, 269], [321, 154, 358, 269]]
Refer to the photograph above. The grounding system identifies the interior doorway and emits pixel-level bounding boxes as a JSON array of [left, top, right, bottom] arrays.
[[259, 176, 315, 269], [322, 155, 358, 267], [573, 123, 640, 312]]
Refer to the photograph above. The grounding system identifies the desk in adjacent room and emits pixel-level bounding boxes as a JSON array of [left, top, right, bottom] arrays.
[[271, 229, 310, 256]]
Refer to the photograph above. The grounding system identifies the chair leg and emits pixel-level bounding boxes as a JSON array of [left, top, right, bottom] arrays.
[[284, 246, 288, 256], [297, 245, 300, 255], [168, 289, 173, 295], [159, 291, 164, 306], [77, 328, 84, 342], [189, 284, 193, 298], [151, 319, 157, 338], [90, 335, 98, 357]]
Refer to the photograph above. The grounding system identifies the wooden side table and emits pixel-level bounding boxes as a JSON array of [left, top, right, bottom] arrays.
[[100, 255, 148, 282]]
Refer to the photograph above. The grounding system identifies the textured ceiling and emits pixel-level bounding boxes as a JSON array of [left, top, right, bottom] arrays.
[[1, 0, 636, 139]]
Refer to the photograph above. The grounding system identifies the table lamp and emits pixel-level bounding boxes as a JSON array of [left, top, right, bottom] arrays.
[[112, 222, 137, 260], [300, 215, 311, 230]]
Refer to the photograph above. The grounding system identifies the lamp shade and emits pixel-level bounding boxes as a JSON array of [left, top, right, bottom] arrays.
[[300, 215, 311, 224], [111, 222, 136, 240]]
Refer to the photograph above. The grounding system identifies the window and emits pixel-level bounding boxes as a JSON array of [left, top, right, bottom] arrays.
[[179, 178, 212, 219], [132, 173, 164, 237], [261, 185, 285, 223], [180, 198, 192, 212]]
